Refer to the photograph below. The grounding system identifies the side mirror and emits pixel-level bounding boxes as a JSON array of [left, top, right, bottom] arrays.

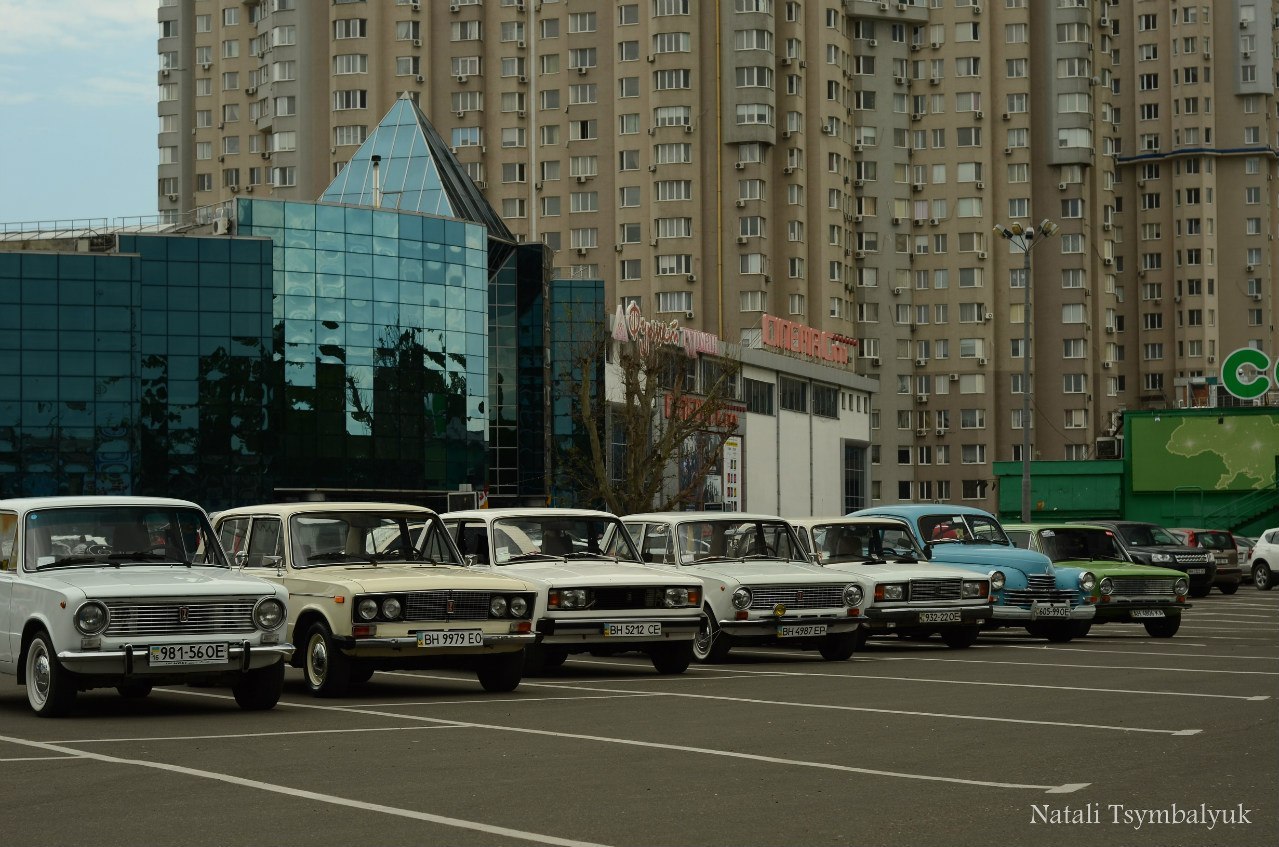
[[464, 553, 479, 567], [263, 554, 283, 573], [234, 550, 248, 568], [921, 543, 933, 561]]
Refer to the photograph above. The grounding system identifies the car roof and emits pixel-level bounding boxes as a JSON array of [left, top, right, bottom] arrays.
[[852, 503, 997, 518], [215, 501, 440, 519], [1170, 527, 1232, 534], [441, 508, 618, 521], [0, 495, 204, 513], [623, 511, 787, 522], [788, 516, 913, 527], [1005, 522, 1114, 531]]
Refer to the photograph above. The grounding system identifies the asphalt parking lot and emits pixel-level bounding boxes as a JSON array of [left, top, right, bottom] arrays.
[[2, 591, 1275, 847]]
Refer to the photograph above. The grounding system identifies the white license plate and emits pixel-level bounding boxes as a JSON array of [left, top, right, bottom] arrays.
[[417, 630, 484, 648], [1031, 603, 1070, 619], [603, 622, 662, 637], [778, 624, 827, 638], [149, 643, 228, 666], [1186, 568, 1207, 575], [920, 610, 962, 623], [1131, 609, 1166, 619]]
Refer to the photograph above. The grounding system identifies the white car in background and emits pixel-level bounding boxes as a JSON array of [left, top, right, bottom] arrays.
[[789, 517, 993, 648], [441, 508, 704, 674], [1247, 527, 1279, 590], [621, 512, 867, 663], [0, 496, 291, 717]]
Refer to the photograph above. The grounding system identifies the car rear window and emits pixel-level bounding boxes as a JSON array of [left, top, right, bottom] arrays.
[[1197, 531, 1234, 550]]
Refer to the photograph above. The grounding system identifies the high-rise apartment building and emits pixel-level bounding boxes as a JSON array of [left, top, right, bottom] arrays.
[[158, 0, 1278, 513]]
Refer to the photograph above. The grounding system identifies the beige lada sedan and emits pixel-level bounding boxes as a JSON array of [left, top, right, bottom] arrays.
[[214, 502, 538, 697]]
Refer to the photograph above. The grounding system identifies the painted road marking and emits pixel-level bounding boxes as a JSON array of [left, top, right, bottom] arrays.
[[984, 644, 1279, 661], [57, 724, 467, 745], [0, 755, 79, 763], [872, 656, 1279, 676], [0, 734, 610, 847]]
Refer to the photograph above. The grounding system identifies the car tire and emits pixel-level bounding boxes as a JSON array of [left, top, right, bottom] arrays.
[[348, 663, 375, 685], [1070, 621, 1093, 639], [941, 626, 981, 649], [1026, 622, 1073, 643], [116, 682, 154, 699], [522, 645, 568, 675], [1189, 584, 1211, 598], [1218, 582, 1239, 595], [25, 631, 77, 718], [232, 660, 285, 711], [649, 642, 693, 674], [817, 631, 858, 661], [1143, 615, 1181, 638], [303, 621, 352, 697], [476, 650, 524, 692], [1254, 563, 1273, 591], [692, 609, 733, 663]]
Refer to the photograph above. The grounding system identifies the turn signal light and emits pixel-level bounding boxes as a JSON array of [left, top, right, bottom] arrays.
[[510, 620, 532, 633], [735, 610, 749, 620]]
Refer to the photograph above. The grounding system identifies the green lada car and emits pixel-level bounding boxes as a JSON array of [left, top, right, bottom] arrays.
[[1005, 523, 1191, 638]]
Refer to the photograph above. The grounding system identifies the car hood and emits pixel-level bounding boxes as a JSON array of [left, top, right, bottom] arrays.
[[928, 544, 1051, 573], [34, 566, 277, 598], [292, 564, 537, 593], [682, 560, 847, 585], [1121, 544, 1207, 557], [819, 562, 983, 582], [1051, 560, 1187, 579], [488, 560, 698, 587]]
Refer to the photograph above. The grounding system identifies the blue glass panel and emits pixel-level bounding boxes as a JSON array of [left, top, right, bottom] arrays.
[[254, 200, 285, 228], [285, 202, 316, 231], [347, 252, 373, 277], [315, 203, 345, 232]]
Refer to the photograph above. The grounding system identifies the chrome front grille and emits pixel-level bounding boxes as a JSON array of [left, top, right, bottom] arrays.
[[403, 590, 492, 621], [591, 586, 666, 610], [909, 578, 962, 602], [1110, 578, 1177, 597], [748, 585, 846, 610], [1173, 553, 1212, 565], [104, 599, 257, 637], [1002, 574, 1076, 606]]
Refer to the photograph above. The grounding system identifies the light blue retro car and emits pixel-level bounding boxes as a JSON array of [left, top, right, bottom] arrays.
[[848, 504, 1095, 642]]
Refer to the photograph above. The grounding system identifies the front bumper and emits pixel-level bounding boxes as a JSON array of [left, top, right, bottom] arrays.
[[1213, 567, 1243, 587], [333, 632, 537, 654], [864, 604, 992, 629], [536, 615, 701, 644], [1093, 599, 1190, 623], [58, 641, 294, 675], [993, 602, 1095, 622], [719, 614, 862, 639]]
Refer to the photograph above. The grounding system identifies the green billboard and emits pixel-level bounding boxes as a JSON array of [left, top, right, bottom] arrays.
[[1130, 412, 1279, 492]]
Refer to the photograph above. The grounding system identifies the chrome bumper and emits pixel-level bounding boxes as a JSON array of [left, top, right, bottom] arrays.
[[994, 603, 1096, 622], [864, 605, 992, 628], [536, 616, 701, 644], [58, 642, 294, 675], [333, 633, 537, 651], [719, 615, 862, 637]]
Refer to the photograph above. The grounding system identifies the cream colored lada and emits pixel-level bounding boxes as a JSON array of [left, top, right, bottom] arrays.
[[214, 502, 538, 697]]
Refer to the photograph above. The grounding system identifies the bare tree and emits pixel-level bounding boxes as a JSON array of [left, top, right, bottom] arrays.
[[556, 320, 742, 515]]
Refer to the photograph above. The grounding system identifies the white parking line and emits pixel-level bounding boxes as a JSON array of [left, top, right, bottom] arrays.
[[163, 687, 1088, 794], [874, 656, 1279, 676], [0, 755, 78, 763], [980, 644, 1279, 661], [0, 733, 609, 847], [57, 725, 467, 745]]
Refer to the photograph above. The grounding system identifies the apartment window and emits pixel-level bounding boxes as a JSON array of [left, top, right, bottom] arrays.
[[334, 125, 367, 147], [961, 445, 986, 465], [568, 12, 597, 33], [450, 21, 480, 41], [620, 259, 642, 281], [656, 291, 693, 313], [271, 166, 296, 187], [741, 290, 768, 312], [652, 32, 690, 53], [779, 377, 807, 413], [743, 378, 774, 416]]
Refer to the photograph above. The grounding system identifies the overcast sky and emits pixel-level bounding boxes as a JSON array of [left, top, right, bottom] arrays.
[[0, 0, 156, 225]]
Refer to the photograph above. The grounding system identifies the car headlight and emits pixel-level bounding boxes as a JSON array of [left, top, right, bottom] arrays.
[[731, 587, 752, 610], [357, 598, 379, 621], [489, 596, 508, 617], [74, 601, 109, 635], [509, 595, 529, 617], [551, 588, 589, 610], [961, 580, 988, 599], [1151, 553, 1173, 563], [843, 583, 864, 606], [1078, 571, 1096, 592], [1098, 577, 1114, 596], [664, 587, 690, 608], [989, 570, 1006, 592], [253, 597, 285, 630], [381, 597, 402, 620], [1174, 577, 1189, 597], [877, 582, 906, 601]]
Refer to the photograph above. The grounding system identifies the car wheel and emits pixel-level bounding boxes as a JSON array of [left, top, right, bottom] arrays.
[[941, 626, 981, 649], [692, 608, 733, 663], [1070, 621, 1093, 639], [232, 661, 285, 711], [476, 650, 524, 692], [303, 621, 351, 697], [116, 682, 154, 699], [1189, 584, 1212, 598], [649, 642, 693, 674], [522, 645, 568, 675], [1218, 582, 1239, 595], [1254, 563, 1273, 591], [817, 631, 858, 661], [1030, 622, 1073, 643], [25, 631, 77, 718], [348, 663, 375, 685], [1143, 615, 1181, 638]]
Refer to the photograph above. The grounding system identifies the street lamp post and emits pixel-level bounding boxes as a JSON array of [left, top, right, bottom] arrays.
[[993, 219, 1059, 523]]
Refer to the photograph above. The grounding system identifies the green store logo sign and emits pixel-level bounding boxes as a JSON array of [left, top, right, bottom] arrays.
[[1222, 348, 1276, 400]]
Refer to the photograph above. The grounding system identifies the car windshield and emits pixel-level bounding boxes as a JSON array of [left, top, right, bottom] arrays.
[[24, 505, 227, 571], [289, 511, 461, 568], [1118, 524, 1182, 547], [808, 522, 923, 564], [918, 513, 1011, 546], [1035, 528, 1125, 563], [674, 519, 810, 564], [487, 516, 642, 565]]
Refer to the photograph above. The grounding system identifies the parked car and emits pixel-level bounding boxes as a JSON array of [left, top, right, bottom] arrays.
[[1072, 520, 1217, 597], [849, 504, 1095, 642], [1246, 527, 1279, 591], [1006, 523, 1191, 637], [1, 496, 292, 717], [1234, 536, 1257, 582], [214, 502, 538, 696], [440, 508, 703, 674], [1168, 528, 1243, 594], [789, 517, 992, 648], [621, 512, 867, 662]]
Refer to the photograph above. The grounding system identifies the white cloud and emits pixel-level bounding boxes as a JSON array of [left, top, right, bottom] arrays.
[[0, 0, 154, 56]]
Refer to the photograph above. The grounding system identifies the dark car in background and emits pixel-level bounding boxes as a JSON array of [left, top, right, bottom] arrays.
[[1072, 520, 1216, 597], [1168, 528, 1243, 594]]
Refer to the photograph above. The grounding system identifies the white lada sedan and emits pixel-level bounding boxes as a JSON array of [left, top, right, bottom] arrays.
[[440, 509, 704, 674], [214, 502, 539, 696], [621, 512, 867, 663], [789, 517, 993, 648], [0, 496, 291, 717]]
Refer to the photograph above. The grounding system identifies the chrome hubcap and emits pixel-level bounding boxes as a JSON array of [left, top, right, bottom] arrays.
[[31, 649, 51, 704], [309, 637, 328, 683], [1257, 567, 1270, 589], [694, 618, 713, 656]]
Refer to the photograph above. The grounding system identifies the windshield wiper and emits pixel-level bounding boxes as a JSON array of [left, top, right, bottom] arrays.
[[307, 552, 378, 566], [40, 556, 114, 569], [688, 555, 743, 564], [109, 552, 193, 566], [505, 553, 566, 562]]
